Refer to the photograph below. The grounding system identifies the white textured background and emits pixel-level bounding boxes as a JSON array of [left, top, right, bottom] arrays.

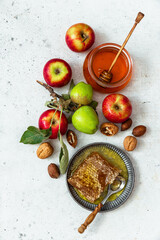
[[0, 0, 160, 239]]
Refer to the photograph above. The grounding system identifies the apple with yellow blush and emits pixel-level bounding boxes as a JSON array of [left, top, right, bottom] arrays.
[[65, 23, 95, 52], [43, 59, 72, 87], [102, 94, 132, 123]]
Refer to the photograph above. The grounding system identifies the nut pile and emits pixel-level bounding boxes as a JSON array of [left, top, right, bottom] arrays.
[[36, 142, 61, 179], [123, 124, 146, 151], [100, 119, 147, 152], [36, 130, 78, 179]]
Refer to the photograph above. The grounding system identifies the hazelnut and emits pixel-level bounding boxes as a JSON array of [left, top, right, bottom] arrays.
[[37, 142, 54, 159], [123, 136, 137, 151], [121, 118, 132, 131], [48, 163, 60, 179], [66, 130, 77, 148], [132, 125, 146, 137], [100, 122, 119, 136]]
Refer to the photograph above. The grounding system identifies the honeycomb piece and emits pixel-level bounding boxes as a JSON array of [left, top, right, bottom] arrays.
[[68, 152, 121, 203]]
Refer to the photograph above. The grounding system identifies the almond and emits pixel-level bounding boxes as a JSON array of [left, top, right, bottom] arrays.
[[121, 118, 132, 131], [132, 125, 146, 137], [123, 136, 137, 151]]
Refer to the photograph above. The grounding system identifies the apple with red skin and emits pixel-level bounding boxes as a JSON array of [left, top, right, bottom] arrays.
[[102, 94, 132, 123], [43, 59, 72, 87], [65, 23, 95, 52], [39, 109, 68, 139]]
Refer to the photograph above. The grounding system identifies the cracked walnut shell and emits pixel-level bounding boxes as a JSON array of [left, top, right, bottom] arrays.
[[100, 122, 119, 136], [66, 130, 77, 148], [37, 142, 54, 159]]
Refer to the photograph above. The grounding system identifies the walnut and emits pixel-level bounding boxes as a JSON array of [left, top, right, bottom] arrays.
[[36, 142, 54, 159], [123, 136, 137, 151], [100, 122, 119, 136], [48, 163, 60, 178]]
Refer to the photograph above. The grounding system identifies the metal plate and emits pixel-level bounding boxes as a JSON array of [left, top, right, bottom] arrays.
[[66, 142, 135, 212]]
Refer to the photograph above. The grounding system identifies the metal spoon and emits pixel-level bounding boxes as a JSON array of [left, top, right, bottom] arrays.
[[78, 176, 126, 234]]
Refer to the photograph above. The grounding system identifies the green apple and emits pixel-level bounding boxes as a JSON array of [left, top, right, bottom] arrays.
[[70, 82, 93, 105], [72, 106, 99, 134]]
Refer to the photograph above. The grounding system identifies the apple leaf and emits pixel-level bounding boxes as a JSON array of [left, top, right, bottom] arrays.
[[61, 94, 70, 100], [20, 126, 52, 144], [68, 79, 75, 95], [67, 114, 73, 124], [89, 100, 98, 110], [59, 131, 69, 174]]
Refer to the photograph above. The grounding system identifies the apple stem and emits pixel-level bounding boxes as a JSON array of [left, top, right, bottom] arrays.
[[82, 35, 88, 42], [50, 108, 58, 126], [58, 106, 63, 133], [114, 105, 120, 110]]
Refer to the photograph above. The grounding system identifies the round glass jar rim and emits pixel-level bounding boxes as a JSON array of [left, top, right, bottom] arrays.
[[87, 43, 133, 88]]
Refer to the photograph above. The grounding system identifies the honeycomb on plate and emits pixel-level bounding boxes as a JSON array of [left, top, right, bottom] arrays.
[[68, 152, 121, 203]]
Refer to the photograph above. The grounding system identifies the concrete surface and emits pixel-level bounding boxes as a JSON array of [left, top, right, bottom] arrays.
[[0, 0, 159, 239]]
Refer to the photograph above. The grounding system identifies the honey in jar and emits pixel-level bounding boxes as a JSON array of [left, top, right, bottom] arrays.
[[83, 43, 133, 93]]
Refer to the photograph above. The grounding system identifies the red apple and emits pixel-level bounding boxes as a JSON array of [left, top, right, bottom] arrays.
[[39, 109, 68, 139], [43, 58, 72, 87], [102, 94, 132, 123], [65, 23, 95, 52]]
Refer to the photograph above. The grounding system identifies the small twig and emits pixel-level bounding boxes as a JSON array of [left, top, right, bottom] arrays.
[[36, 80, 62, 99], [36, 80, 79, 113]]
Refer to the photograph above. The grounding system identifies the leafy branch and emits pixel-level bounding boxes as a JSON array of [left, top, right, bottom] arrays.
[[36, 80, 98, 114], [37, 80, 79, 113], [20, 79, 98, 174]]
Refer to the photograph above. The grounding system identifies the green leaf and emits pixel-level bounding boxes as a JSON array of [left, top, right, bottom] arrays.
[[68, 79, 75, 95], [45, 100, 59, 109], [45, 100, 52, 106], [67, 114, 73, 124], [89, 100, 98, 110], [61, 94, 71, 100], [20, 126, 52, 144], [59, 132, 69, 174]]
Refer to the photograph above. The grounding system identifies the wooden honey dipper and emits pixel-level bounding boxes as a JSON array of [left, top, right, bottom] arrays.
[[99, 12, 144, 83]]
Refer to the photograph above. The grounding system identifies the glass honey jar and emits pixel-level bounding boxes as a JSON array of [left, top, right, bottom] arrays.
[[83, 43, 133, 93]]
